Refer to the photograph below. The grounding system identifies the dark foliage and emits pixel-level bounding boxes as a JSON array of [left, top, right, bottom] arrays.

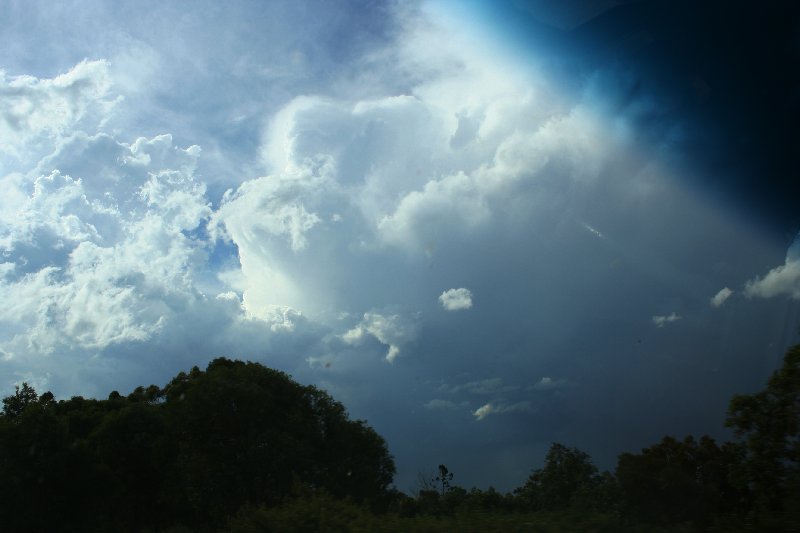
[[1, 382, 38, 419], [614, 344, 800, 530], [433, 464, 453, 496], [616, 435, 743, 525], [0, 358, 395, 532], [1, 344, 798, 531], [515, 442, 615, 512], [725, 344, 800, 527]]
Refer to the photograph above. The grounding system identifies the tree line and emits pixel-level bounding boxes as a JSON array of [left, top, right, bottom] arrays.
[[1, 345, 798, 532], [0, 359, 393, 532]]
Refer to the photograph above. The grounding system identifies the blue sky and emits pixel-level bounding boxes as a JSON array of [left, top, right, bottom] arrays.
[[1, 0, 799, 491]]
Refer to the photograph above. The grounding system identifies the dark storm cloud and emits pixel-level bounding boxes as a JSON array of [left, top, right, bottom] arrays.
[[571, 0, 800, 235]]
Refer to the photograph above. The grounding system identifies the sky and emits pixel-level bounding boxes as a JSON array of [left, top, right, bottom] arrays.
[[1, 0, 799, 492]]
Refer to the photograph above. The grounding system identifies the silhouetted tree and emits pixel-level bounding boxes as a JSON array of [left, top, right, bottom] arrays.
[[160, 358, 395, 526], [516, 443, 606, 511], [1, 382, 38, 420], [433, 464, 454, 496], [0, 358, 396, 531], [726, 344, 800, 518], [616, 435, 742, 525], [0, 385, 106, 531]]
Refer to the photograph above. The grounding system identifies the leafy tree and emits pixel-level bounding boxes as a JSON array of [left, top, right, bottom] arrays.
[[1, 382, 38, 419], [516, 443, 606, 511], [0, 358, 396, 531], [726, 344, 800, 515], [616, 435, 742, 525], [160, 358, 395, 526], [0, 386, 107, 531], [91, 402, 174, 528]]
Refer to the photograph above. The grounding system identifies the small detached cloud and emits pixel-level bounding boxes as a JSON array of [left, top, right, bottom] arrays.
[[473, 401, 532, 421], [652, 312, 681, 328], [529, 376, 568, 391], [582, 223, 605, 239], [341, 311, 417, 363], [306, 355, 334, 370], [439, 287, 473, 311], [710, 287, 733, 308], [473, 403, 494, 421]]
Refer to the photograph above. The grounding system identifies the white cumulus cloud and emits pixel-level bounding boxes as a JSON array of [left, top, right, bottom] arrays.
[[473, 403, 495, 420], [439, 287, 473, 311], [0, 128, 211, 354], [341, 311, 417, 363], [744, 236, 800, 300], [0, 60, 114, 160]]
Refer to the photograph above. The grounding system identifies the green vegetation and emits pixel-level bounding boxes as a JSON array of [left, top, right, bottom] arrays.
[[0, 359, 393, 532], [1, 345, 799, 532]]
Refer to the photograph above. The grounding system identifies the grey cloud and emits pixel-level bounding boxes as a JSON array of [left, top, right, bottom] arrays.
[[473, 401, 533, 421], [440, 377, 519, 396], [652, 312, 681, 328], [424, 398, 459, 410], [530, 377, 568, 391], [710, 287, 733, 307]]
